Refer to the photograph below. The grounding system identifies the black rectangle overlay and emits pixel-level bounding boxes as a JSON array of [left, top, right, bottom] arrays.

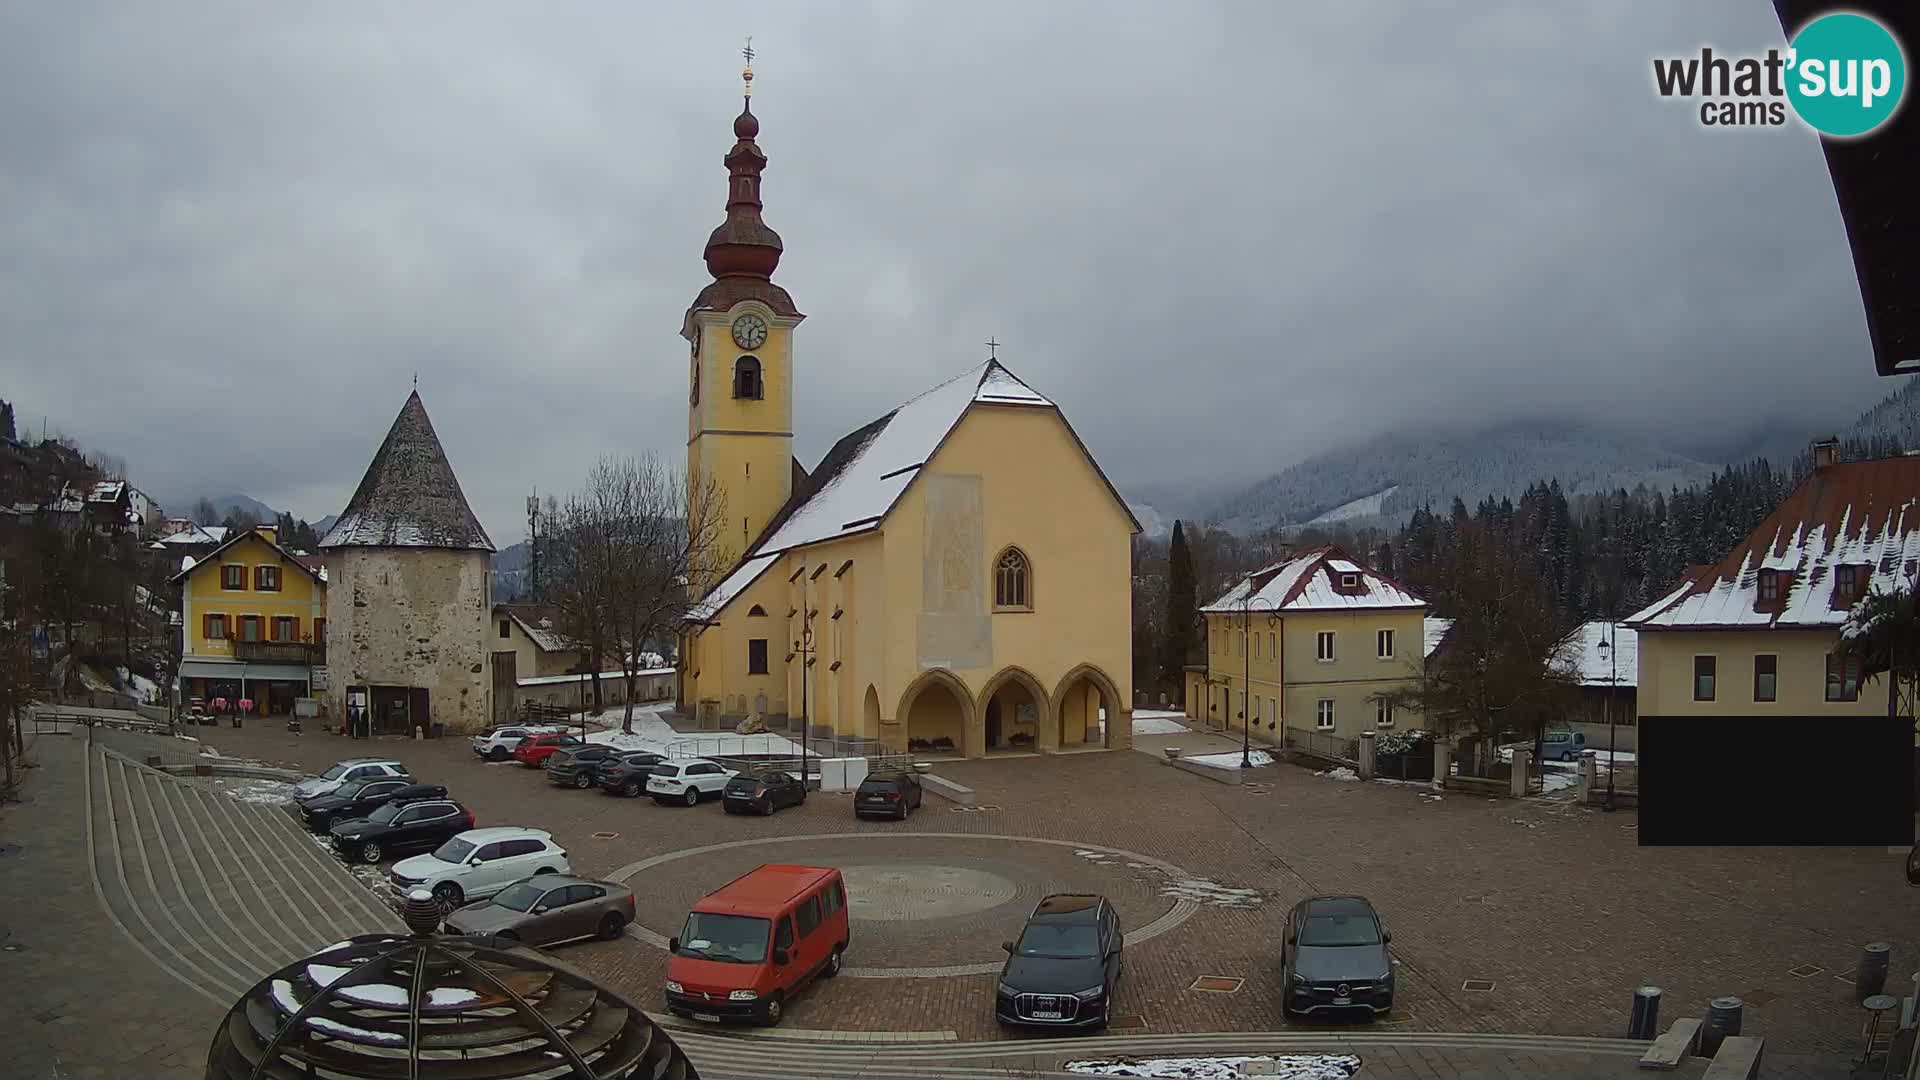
[[1639, 715, 1914, 846]]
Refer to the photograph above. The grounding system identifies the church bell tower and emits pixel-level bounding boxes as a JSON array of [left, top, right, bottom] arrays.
[[685, 42, 805, 566]]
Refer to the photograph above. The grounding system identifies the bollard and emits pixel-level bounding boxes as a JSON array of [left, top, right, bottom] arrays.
[[1699, 996, 1743, 1056], [1628, 985, 1662, 1040], [1858, 942, 1892, 1002]]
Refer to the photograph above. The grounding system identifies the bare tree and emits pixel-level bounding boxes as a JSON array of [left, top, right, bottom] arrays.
[[192, 497, 220, 527], [544, 489, 620, 717]]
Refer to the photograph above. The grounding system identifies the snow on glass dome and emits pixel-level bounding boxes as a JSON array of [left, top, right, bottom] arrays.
[[205, 890, 699, 1079]]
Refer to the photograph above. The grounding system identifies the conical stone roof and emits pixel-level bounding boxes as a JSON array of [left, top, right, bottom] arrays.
[[319, 391, 494, 551]]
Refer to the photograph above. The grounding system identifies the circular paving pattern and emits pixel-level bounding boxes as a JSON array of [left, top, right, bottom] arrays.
[[610, 832, 1201, 978]]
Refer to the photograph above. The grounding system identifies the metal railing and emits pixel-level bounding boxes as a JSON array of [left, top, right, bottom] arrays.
[[1284, 727, 1359, 766], [233, 641, 324, 664]]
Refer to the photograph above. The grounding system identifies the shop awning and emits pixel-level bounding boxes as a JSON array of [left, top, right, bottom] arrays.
[[178, 659, 313, 682]]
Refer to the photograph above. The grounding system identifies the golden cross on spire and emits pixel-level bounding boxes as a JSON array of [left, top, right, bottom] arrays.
[[742, 36, 755, 97]]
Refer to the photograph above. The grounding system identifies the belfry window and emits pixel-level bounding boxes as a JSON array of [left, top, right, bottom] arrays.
[[733, 356, 763, 400]]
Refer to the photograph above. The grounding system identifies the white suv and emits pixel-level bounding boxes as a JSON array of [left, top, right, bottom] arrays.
[[645, 758, 736, 806], [470, 725, 566, 762], [387, 827, 571, 908], [292, 758, 411, 800]]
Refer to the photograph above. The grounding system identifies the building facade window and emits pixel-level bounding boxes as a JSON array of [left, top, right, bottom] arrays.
[[239, 615, 262, 644], [1758, 569, 1779, 602], [1826, 652, 1861, 702], [1376, 628, 1394, 659], [1375, 698, 1394, 727], [1316, 699, 1336, 730], [1754, 654, 1777, 702], [1268, 696, 1277, 725], [1316, 631, 1336, 662], [1268, 632, 1276, 658], [270, 616, 297, 643], [733, 355, 763, 399], [1835, 564, 1859, 602], [993, 548, 1031, 610], [747, 638, 769, 675], [1339, 573, 1359, 589], [221, 564, 246, 590], [1692, 655, 1716, 701], [204, 613, 228, 640], [499, 619, 511, 639], [254, 565, 281, 591], [315, 617, 326, 644]]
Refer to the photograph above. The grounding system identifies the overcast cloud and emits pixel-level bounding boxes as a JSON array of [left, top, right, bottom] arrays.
[[0, 1, 1886, 540]]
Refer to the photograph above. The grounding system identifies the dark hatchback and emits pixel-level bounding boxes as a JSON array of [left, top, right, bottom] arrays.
[[994, 895, 1124, 1029], [853, 771, 923, 820], [545, 746, 622, 789], [597, 752, 669, 797], [721, 770, 807, 815], [1280, 895, 1395, 1018], [299, 780, 445, 833], [328, 798, 475, 865]]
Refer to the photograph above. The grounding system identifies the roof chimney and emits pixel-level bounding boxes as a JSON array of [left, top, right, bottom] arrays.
[[1811, 435, 1839, 470], [255, 525, 277, 546]]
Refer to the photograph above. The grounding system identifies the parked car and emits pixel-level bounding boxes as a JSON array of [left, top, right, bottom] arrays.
[[443, 874, 636, 946], [1539, 729, 1587, 762], [291, 758, 411, 800], [388, 827, 571, 909], [664, 864, 848, 1026], [853, 770, 924, 820], [647, 758, 736, 806], [723, 770, 807, 815], [545, 745, 623, 789], [300, 780, 445, 833], [513, 732, 585, 768], [471, 725, 566, 762], [597, 752, 669, 797], [1279, 894, 1395, 1018], [328, 797, 475, 865], [994, 894, 1124, 1029]]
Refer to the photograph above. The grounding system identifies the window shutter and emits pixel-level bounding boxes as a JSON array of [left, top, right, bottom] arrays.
[[253, 566, 264, 590], [203, 613, 213, 640]]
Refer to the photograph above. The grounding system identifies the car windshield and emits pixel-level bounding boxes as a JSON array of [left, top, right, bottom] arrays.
[[368, 802, 406, 825], [320, 764, 351, 780], [433, 838, 477, 863], [1298, 911, 1381, 947], [1014, 922, 1101, 959], [675, 913, 770, 964], [332, 780, 370, 798], [490, 881, 546, 913]]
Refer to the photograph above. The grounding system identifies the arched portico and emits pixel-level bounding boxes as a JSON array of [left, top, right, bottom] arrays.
[[1050, 663, 1127, 750], [897, 668, 976, 757], [977, 666, 1050, 753]]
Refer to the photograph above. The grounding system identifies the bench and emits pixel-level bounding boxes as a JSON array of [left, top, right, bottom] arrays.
[[920, 773, 975, 807], [1700, 1035, 1762, 1080], [1638, 1018, 1701, 1069]]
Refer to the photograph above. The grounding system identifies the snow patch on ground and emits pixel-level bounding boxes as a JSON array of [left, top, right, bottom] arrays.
[[216, 778, 296, 805], [1315, 766, 1360, 782], [578, 704, 806, 758], [1186, 750, 1274, 769], [1161, 878, 1264, 909], [1133, 712, 1191, 736], [1305, 485, 1400, 526], [1066, 1054, 1361, 1079]]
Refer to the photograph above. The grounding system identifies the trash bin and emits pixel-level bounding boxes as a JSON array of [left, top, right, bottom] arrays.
[[1857, 942, 1891, 1002], [1700, 997, 1743, 1056]]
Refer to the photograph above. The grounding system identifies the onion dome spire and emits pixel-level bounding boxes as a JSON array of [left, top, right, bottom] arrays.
[[703, 36, 782, 281]]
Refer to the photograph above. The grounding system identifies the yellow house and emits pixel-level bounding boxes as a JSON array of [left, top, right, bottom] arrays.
[[1625, 441, 1914, 726], [1188, 547, 1428, 747], [172, 524, 327, 716], [676, 87, 1138, 758]]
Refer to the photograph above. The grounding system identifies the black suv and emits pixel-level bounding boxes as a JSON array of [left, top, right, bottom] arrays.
[[994, 894, 1124, 1029], [1280, 895, 1394, 1018], [722, 769, 807, 815], [597, 752, 668, 797], [300, 780, 446, 833], [329, 798, 475, 865], [854, 771, 924, 820], [545, 745, 623, 789]]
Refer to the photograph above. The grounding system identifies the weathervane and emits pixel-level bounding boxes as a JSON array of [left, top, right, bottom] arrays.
[[742, 36, 755, 97]]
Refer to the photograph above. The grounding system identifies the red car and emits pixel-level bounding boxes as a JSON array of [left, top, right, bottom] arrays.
[[513, 732, 585, 768]]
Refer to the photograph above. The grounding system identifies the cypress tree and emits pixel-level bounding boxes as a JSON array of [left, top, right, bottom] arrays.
[[1164, 520, 1199, 694]]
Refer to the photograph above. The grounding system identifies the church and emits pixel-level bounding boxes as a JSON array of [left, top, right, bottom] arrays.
[[676, 62, 1138, 759]]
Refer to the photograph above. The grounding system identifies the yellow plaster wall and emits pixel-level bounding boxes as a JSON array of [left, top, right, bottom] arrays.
[[181, 531, 326, 657], [1202, 607, 1426, 740], [686, 302, 798, 558], [1636, 628, 1888, 717]]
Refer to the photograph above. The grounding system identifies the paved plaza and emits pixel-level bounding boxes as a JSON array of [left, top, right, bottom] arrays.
[[0, 713, 1891, 1078]]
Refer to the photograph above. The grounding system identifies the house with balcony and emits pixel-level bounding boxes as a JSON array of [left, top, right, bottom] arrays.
[[1186, 546, 1428, 752], [170, 523, 327, 715]]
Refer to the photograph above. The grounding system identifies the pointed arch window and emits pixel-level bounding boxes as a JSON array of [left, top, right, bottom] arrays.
[[733, 356, 763, 400], [747, 604, 767, 617], [993, 547, 1032, 611]]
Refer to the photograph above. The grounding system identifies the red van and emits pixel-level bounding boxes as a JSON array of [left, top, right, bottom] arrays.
[[663, 864, 849, 1026]]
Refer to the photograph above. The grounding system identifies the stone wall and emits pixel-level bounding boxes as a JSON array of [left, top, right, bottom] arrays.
[[324, 547, 491, 733]]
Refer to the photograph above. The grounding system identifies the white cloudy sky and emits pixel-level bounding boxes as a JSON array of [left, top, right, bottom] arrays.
[[0, 1, 1888, 540]]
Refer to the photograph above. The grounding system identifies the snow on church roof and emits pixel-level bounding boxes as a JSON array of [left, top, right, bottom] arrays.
[[1201, 547, 1425, 614]]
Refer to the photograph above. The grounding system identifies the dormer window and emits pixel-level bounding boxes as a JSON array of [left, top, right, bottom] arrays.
[[1758, 569, 1780, 602], [1835, 564, 1859, 602], [1340, 573, 1359, 590], [733, 355, 763, 400]]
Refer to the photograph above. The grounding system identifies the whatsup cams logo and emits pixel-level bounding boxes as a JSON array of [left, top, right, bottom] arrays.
[[1653, 11, 1906, 136]]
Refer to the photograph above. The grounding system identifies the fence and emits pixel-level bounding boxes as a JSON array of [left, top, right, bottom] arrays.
[[666, 731, 885, 762], [1374, 750, 1435, 782], [1284, 727, 1359, 766]]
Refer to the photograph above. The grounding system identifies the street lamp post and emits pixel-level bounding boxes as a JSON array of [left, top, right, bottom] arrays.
[[1598, 622, 1617, 812], [792, 574, 814, 787], [1238, 596, 1282, 769]]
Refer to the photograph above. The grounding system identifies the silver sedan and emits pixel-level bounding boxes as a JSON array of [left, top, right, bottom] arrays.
[[441, 875, 635, 947]]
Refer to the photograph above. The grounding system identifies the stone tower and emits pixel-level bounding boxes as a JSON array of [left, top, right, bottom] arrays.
[[320, 390, 496, 735]]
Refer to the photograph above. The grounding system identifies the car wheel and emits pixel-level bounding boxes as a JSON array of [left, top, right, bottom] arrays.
[[359, 841, 382, 864], [760, 993, 784, 1027], [488, 746, 509, 761], [597, 912, 626, 940], [621, 779, 640, 797], [683, 787, 699, 807], [760, 799, 775, 816], [895, 802, 907, 821], [1562, 751, 1575, 762], [432, 881, 464, 910], [575, 773, 593, 789], [823, 947, 844, 978]]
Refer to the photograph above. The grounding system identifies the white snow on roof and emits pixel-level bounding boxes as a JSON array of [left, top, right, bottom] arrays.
[[690, 553, 778, 622], [159, 524, 227, 545], [975, 364, 1053, 405], [1423, 617, 1454, 658], [1555, 621, 1637, 687], [505, 614, 573, 653], [1327, 559, 1363, 573], [1202, 549, 1424, 614]]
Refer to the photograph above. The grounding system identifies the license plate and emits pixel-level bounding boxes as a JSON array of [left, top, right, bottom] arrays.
[[726, 791, 749, 798], [1333, 997, 1351, 1006], [693, 1012, 721, 1023], [1032, 1010, 1062, 1019]]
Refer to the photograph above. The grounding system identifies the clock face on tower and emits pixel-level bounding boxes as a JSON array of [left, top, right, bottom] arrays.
[[731, 313, 768, 350]]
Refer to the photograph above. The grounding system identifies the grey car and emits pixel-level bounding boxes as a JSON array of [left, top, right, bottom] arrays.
[[441, 875, 636, 947], [1280, 895, 1395, 1018]]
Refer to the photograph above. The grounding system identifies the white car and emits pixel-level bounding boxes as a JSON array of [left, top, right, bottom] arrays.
[[387, 827, 571, 908], [470, 725, 567, 762], [645, 758, 736, 806], [291, 758, 411, 800]]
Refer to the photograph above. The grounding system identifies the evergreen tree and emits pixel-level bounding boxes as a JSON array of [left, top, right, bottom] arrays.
[[1163, 520, 1199, 694]]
